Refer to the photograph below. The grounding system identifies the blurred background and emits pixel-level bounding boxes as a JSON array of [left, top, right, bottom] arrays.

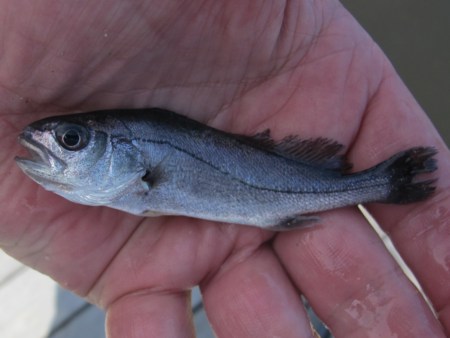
[[342, 0, 450, 145]]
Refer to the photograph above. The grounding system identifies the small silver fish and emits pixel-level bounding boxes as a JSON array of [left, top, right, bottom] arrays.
[[15, 108, 437, 230]]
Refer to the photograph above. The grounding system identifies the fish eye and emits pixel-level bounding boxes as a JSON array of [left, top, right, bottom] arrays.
[[55, 124, 90, 151]]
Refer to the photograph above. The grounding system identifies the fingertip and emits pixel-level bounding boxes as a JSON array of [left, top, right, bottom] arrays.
[[106, 290, 195, 338], [200, 246, 316, 338]]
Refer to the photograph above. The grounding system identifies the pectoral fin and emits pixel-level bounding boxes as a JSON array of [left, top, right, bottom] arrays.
[[141, 151, 174, 189]]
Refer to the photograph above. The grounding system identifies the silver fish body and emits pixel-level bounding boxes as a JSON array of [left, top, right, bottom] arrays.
[[15, 108, 437, 230]]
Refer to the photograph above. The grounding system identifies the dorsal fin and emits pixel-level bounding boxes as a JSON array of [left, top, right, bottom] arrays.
[[236, 129, 352, 172]]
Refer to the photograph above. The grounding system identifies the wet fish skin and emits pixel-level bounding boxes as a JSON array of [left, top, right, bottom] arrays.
[[15, 108, 438, 230]]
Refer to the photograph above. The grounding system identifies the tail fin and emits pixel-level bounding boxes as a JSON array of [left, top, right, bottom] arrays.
[[384, 147, 438, 204]]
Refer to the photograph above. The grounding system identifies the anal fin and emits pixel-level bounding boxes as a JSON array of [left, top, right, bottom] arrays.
[[141, 210, 164, 217], [267, 215, 319, 231]]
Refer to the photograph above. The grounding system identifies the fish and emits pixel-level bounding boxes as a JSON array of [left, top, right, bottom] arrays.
[[15, 108, 438, 230]]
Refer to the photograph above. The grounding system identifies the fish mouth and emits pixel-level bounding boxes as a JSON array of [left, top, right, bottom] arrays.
[[15, 131, 66, 184]]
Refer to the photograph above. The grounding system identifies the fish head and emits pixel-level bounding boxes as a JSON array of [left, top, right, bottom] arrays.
[[15, 114, 147, 206]]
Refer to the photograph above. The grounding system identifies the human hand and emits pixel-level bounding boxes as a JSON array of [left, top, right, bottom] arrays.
[[1, 1, 449, 337]]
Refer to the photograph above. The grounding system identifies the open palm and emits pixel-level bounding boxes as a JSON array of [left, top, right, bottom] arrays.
[[1, 1, 449, 337]]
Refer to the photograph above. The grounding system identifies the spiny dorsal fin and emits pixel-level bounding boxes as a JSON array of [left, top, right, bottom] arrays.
[[237, 129, 352, 172]]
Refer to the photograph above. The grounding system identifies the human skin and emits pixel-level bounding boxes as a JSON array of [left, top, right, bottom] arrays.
[[0, 1, 449, 337]]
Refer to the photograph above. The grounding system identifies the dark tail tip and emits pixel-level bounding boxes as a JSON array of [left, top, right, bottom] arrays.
[[385, 147, 438, 204]]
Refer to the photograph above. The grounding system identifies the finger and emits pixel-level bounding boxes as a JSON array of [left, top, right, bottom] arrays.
[[274, 208, 446, 337], [106, 290, 195, 338], [349, 64, 450, 334], [201, 245, 316, 338], [0, 195, 141, 297]]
